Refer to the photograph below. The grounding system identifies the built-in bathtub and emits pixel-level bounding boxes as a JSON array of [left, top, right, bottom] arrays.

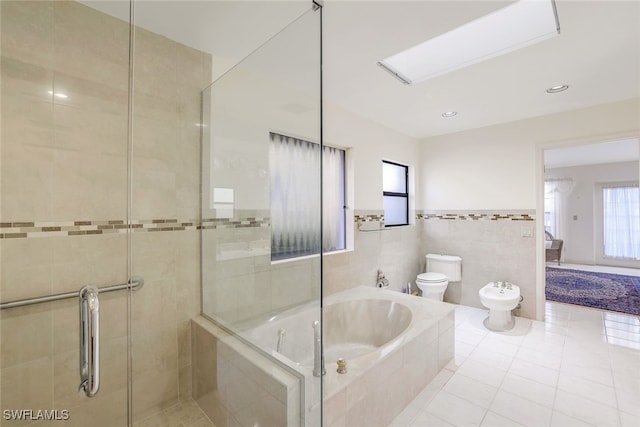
[[192, 286, 455, 427]]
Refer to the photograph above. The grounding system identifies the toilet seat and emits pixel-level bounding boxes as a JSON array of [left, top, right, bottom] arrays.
[[416, 272, 447, 283]]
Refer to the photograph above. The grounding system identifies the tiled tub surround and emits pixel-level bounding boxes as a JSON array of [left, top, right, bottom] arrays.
[[191, 315, 303, 427], [419, 210, 537, 319], [194, 286, 455, 427], [321, 287, 455, 427]]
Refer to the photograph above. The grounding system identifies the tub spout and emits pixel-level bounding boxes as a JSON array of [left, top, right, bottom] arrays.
[[312, 320, 325, 377]]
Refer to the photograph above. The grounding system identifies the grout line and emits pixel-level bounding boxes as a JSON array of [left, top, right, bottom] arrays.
[[397, 302, 638, 427]]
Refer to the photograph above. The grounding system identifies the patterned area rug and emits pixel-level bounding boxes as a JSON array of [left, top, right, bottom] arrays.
[[546, 267, 640, 316]]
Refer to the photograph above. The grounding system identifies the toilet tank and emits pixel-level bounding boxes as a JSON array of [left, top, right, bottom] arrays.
[[426, 254, 462, 281]]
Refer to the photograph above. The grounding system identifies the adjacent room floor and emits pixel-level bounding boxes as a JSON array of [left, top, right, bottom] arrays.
[[391, 302, 640, 427]]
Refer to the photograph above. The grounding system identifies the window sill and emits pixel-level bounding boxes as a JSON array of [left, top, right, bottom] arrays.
[[270, 248, 353, 265]]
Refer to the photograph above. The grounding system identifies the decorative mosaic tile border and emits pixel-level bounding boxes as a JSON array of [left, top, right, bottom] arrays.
[[354, 213, 385, 223], [417, 211, 535, 221], [200, 217, 270, 230], [354, 210, 535, 224], [1, 210, 535, 238], [0, 217, 270, 239]]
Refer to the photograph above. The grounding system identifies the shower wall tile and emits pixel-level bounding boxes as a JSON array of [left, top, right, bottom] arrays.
[[0, 356, 54, 420], [63, 387, 128, 427], [131, 230, 204, 413], [0, 0, 54, 68], [1, 0, 210, 423], [0, 304, 53, 369], [52, 104, 128, 154], [50, 150, 126, 221], [1, 121, 55, 222], [53, 335, 128, 411], [1, 0, 129, 224], [53, 0, 130, 89], [0, 237, 53, 303], [50, 233, 128, 294], [129, 1, 209, 388], [1, 70, 54, 141]]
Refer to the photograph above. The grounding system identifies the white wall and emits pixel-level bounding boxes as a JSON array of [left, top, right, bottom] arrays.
[[323, 101, 423, 296], [419, 98, 640, 320], [546, 161, 640, 266], [420, 98, 640, 210], [324, 100, 421, 210]]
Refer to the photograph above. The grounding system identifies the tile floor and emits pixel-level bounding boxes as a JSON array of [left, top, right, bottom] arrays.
[[133, 398, 215, 427], [135, 265, 639, 427], [390, 301, 640, 427]]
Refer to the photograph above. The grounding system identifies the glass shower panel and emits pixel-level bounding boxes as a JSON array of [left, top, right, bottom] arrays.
[[200, 4, 322, 427], [0, 1, 131, 425]]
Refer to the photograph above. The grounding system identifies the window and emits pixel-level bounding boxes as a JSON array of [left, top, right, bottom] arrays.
[[544, 194, 556, 235], [544, 183, 557, 236], [544, 178, 574, 238], [603, 184, 640, 260], [269, 132, 346, 261], [382, 160, 409, 226]]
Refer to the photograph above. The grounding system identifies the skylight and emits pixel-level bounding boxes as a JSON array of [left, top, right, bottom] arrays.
[[378, 0, 560, 85]]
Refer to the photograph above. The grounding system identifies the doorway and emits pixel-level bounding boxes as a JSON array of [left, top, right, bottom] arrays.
[[542, 138, 640, 315]]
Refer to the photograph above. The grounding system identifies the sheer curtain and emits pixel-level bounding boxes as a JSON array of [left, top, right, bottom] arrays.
[[544, 178, 574, 238], [322, 145, 346, 252], [603, 184, 640, 260], [269, 132, 345, 260]]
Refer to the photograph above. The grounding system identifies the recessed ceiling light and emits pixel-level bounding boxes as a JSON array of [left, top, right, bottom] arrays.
[[378, 0, 560, 85], [441, 111, 458, 118], [546, 84, 569, 93]]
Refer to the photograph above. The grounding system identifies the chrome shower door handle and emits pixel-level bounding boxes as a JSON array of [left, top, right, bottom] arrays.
[[79, 285, 100, 397]]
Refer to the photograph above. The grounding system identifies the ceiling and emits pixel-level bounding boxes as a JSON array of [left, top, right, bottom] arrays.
[[323, 0, 640, 138], [85, 0, 640, 140], [544, 138, 639, 168]]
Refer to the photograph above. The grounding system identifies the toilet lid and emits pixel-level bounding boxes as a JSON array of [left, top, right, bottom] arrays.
[[417, 272, 447, 283]]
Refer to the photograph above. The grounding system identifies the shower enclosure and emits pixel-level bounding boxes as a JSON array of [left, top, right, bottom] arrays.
[[1, 1, 322, 426]]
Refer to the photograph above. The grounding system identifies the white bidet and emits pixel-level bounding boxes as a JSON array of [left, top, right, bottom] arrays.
[[479, 282, 521, 331]]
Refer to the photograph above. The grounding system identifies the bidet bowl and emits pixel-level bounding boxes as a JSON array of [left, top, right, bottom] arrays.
[[479, 282, 521, 311]]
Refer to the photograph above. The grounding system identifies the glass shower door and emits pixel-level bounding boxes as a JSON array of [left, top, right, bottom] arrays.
[[0, 1, 132, 425]]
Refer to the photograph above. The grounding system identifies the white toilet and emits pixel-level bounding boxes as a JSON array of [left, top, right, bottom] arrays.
[[416, 254, 462, 301]]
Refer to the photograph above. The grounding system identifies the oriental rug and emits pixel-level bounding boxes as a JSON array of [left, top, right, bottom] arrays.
[[546, 267, 640, 316]]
